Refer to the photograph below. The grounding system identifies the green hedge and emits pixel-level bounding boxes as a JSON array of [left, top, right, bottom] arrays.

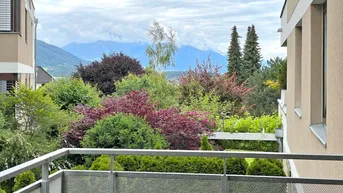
[[217, 115, 282, 133], [246, 159, 285, 176], [89, 155, 123, 171], [12, 171, 36, 191], [115, 155, 248, 175], [218, 140, 279, 152]]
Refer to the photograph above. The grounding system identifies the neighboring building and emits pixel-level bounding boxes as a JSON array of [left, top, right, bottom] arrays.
[[0, 0, 37, 93], [36, 66, 53, 88], [280, 0, 343, 179]]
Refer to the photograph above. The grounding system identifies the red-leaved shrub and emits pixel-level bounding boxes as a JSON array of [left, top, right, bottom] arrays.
[[62, 90, 214, 149], [179, 58, 254, 102]]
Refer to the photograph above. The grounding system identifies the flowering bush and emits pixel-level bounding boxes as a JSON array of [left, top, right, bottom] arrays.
[[63, 90, 214, 149]]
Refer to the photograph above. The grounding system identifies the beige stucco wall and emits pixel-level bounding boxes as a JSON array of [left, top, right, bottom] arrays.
[[0, 0, 34, 67], [286, 1, 343, 179]]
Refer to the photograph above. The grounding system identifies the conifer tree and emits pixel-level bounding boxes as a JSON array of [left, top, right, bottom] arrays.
[[240, 25, 262, 82], [227, 26, 242, 76]]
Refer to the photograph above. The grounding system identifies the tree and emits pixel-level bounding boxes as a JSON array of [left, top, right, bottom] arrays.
[[146, 19, 178, 72], [41, 77, 101, 110], [244, 57, 287, 116], [115, 68, 180, 109], [241, 25, 262, 81], [227, 26, 242, 76], [81, 113, 168, 149], [5, 85, 71, 135], [277, 58, 287, 90], [74, 52, 144, 95]]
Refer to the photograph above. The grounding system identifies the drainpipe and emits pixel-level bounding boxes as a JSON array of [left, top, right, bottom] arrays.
[[275, 127, 284, 153], [34, 18, 38, 90]]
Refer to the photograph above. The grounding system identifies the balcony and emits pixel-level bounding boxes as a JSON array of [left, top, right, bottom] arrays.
[[1, 149, 343, 193]]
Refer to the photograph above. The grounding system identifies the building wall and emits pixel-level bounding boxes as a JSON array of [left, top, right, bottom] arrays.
[[286, 1, 343, 178], [287, 0, 300, 21], [0, 0, 35, 74], [0, 0, 35, 88]]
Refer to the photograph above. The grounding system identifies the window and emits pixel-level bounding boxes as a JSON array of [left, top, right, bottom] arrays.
[[0, 81, 6, 94], [0, 0, 11, 31], [294, 26, 302, 117], [0, 0, 20, 32], [322, 1, 327, 124], [25, 9, 27, 43]]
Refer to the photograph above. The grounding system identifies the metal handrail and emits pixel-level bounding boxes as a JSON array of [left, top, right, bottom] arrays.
[[3, 148, 343, 183]]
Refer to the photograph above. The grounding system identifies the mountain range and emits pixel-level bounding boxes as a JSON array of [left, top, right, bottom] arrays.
[[36, 40, 228, 77]]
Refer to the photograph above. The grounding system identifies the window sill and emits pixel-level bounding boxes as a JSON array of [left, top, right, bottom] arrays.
[[0, 31, 20, 34], [309, 124, 327, 148], [294, 108, 302, 119]]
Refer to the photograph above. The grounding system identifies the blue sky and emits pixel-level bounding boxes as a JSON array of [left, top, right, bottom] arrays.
[[34, 0, 286, 60]]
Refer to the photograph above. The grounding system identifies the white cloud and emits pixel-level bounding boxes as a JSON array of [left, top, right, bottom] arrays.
[[34, 0, 286, 59]]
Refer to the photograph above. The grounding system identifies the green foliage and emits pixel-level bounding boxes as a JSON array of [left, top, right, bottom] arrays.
[[200, 135, 212, 150], [116, 69, 180, 109], [277, 58, 287, 90], [5, 85, 71, 135], [12, 171, 36, 191], [245, 57, 287, 116], [146, 19, 178, 71], [218, 115, 281, 133], [181, 92, 232, 118], [41, 77, 101, 110], [115, 156, 248, 175], [240, 25, 262, 82], [0, 133, 35, 170], [227, 26, 242, 76], [0, 112, 5, 130], [0, 188, 5, 193], [246, 159, 285, 176], [219, 140, 279, 152], [82, 113, 168, 149], [227, 158, 249, 175], [71, 165, 86, 170], [89, 155, 123, 171]]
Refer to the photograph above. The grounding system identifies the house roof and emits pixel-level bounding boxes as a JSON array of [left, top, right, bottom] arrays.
[[280, 0, 287, 18], [37, 66, 53, 84]]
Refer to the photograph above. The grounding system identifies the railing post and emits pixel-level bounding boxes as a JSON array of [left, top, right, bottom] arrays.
[[41, 162, 49, 193], [109, 155, 115, 193], [222, 158, 228, 193]]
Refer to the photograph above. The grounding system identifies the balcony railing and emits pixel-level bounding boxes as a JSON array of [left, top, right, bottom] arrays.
[[1, 148, 343, 193]]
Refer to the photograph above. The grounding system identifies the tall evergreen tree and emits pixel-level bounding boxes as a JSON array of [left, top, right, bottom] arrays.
[[227, 26, 242, 76], [240, 25, 262, 82]]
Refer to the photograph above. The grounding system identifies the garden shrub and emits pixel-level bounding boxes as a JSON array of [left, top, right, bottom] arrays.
[[218, 115, 281, 133], [74, 52, 144, 95], [181, 92, 232, 119], [115, 156, 247, 175], [12, 171, 36, 191], [218, 140, 279, 152], [71, 165, 86, 170], [0, 188, 5, 193], [82, 113, 167, 149], [116, 69, 180, 109], [226, 158, 249, 175], [200, 135, 212, 150], [65, 90, 214, 150], [89, 155, 123, 171], [246, 159, 285, 176], [41, 77, 101, 110]]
